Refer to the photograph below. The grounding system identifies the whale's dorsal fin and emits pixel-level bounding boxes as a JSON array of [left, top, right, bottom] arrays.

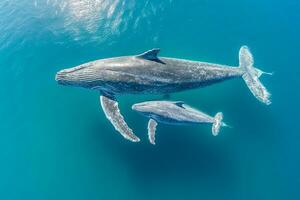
[[137, 48, 160, 60], [173, 101, 185, 108], [100, 95, 140, 142], [148, 119, 158, 145]]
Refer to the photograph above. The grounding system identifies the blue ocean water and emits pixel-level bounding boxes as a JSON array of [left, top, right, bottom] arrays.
[[0, 0, 299, 199]]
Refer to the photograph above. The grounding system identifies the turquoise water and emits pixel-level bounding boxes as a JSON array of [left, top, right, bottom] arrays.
[[0, 0, 299, 199]]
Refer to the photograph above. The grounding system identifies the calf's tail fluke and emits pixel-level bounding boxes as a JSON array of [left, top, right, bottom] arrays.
[[212, 112, 224, 136], [239, 46, 272, 105]]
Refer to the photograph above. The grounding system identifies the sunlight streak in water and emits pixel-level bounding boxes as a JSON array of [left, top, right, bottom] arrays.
[[47, 0, 134, 43]]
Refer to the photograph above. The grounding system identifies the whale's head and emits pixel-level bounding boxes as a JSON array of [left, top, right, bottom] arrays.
[[132, 102, 151, 113], [132, 101, 165, 118], [132, 102, 157, 118], [55, 56, 138, 92], [55, 58, 120, 90], [55, 61, 100, 88]]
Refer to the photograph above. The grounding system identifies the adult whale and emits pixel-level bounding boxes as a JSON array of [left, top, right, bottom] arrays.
[[55, 46, 271, 142]]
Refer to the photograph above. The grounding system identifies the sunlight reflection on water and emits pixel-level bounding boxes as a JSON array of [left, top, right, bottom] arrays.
[[0, 0, 172, 46], [45, 0, 135, 42]]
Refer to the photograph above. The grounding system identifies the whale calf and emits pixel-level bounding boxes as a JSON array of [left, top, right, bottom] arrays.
[[55, 46, 271, 142], [132, 101, 227, 145]]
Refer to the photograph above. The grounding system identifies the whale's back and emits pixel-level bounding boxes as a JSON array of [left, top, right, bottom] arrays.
[[101, 56, 238, 94]]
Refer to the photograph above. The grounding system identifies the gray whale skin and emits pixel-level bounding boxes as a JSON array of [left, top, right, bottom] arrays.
[[55, 46, 271, 142], [132, 100, 227, 145]]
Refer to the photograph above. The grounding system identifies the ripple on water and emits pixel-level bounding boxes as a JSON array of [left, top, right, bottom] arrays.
[[0, 0, 172, 47]]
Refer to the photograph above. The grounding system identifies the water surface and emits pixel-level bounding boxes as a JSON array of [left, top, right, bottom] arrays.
[[0, 0, 299, 199]]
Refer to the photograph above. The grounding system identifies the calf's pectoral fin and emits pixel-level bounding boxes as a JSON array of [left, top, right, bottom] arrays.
[[100, 95, 140, 142], [148, 119, 158, 145]]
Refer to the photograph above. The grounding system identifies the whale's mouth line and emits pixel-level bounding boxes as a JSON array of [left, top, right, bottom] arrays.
[[55, 77, 69, 86]]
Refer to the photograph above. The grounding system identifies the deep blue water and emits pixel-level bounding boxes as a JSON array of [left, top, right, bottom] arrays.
[[0, 0, 299, 199]]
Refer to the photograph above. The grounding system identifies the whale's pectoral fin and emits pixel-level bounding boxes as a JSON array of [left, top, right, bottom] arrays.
[[100, 95, 140, 142], [148, 119, 158, 145]]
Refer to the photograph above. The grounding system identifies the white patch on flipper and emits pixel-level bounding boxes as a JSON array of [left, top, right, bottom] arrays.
[[148, 119, 158, 145], [100, 95, 140, 142]]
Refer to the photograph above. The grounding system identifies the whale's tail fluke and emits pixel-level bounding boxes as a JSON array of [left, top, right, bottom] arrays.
[[239, 46, 272, 105], [212, 112, 225, 136]]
